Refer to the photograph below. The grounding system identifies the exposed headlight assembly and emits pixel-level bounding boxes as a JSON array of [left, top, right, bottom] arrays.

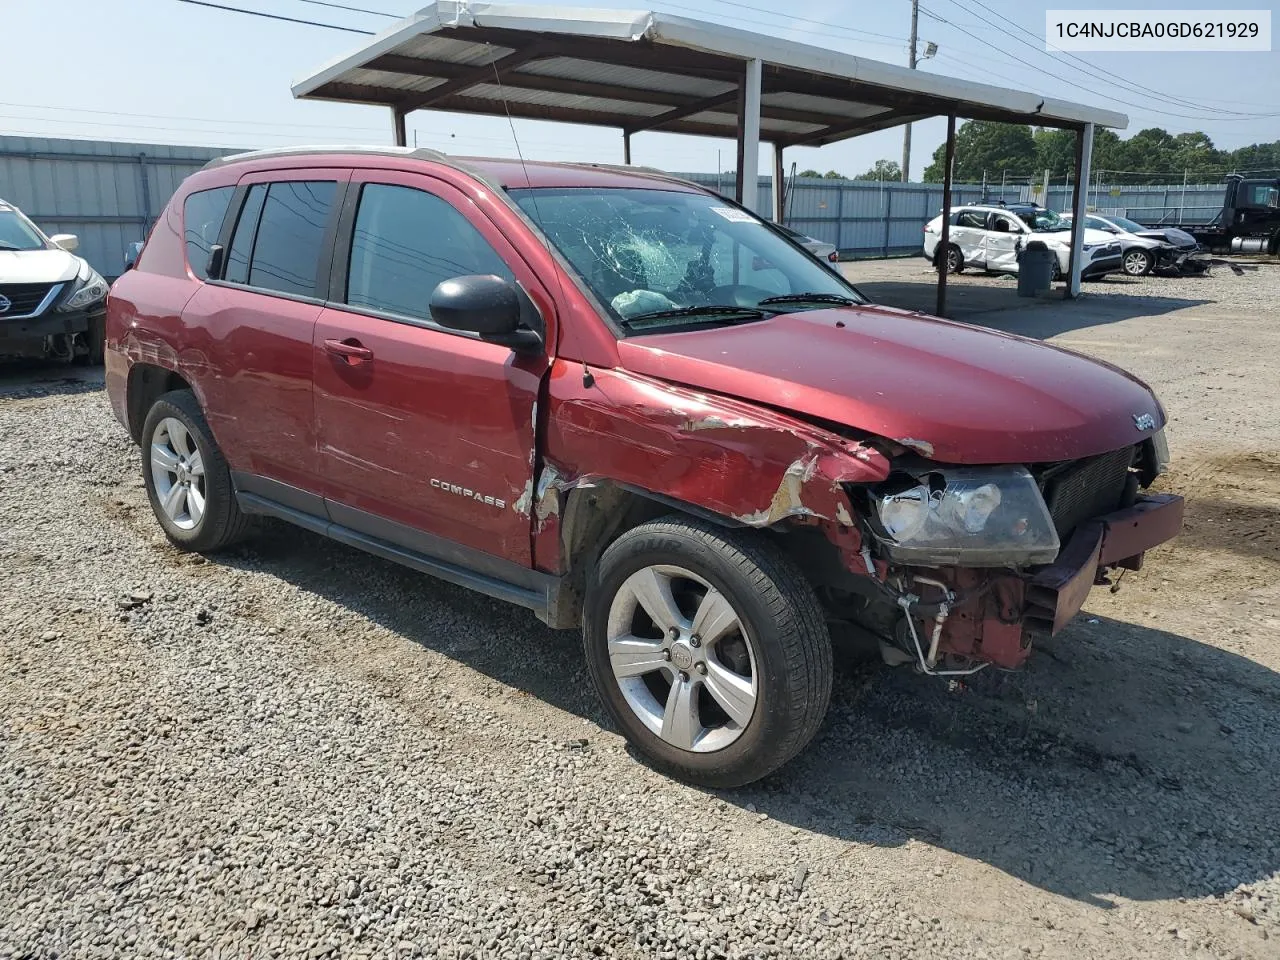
[[870, 466, 1060, 567], [57, 262, 108, 312]]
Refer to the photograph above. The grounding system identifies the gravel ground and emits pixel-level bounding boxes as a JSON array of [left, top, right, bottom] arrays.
[[2, 263, 1278, 959]]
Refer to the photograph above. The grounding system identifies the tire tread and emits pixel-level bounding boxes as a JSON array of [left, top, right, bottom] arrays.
[[586, 515, 832, 787]]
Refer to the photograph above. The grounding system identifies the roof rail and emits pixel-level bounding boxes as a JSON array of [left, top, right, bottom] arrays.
[[202, 144, 450, 170]]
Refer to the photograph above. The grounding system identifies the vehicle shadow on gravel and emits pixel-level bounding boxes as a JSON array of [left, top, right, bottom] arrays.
[[971, 288, 1214, 341], [857, 275, 1211, 339], [0, 361, 103, 400], [755, 615, 1280, 908], [218, 525, 1280, 909]]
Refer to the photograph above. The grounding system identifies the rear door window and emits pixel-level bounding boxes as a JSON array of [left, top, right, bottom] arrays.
[[246, 181, 337, 297], [344, 183, 512, 322], [956, 210, 986, 229], [183, 186, 234, 280]]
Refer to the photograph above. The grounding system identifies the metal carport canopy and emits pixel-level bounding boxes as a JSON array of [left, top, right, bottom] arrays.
[[292, 1, 1128, 306]]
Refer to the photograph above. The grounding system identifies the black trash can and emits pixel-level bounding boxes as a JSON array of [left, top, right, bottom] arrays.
[[1017, 240, 1055, 297]]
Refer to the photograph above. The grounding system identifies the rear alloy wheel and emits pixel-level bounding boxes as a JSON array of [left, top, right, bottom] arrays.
[[1123, 249, 1153, 276], [584, 516, 832, 788], [939, 244, 963, 273], [150, 416, 206, 531], [141, 390, 254, 552]]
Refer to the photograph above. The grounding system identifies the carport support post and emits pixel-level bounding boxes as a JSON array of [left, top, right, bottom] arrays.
[[391, 107, 408, 147], [772, 143, 785, 223], [935, 113, 956, 318], [735, 58, 763, 211], [622, 131, 632, 165], [1067, 122, 1094, 298]]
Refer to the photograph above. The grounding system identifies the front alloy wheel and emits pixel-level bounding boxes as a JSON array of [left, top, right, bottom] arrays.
[[584, 516, 832, 788], [607, 564, 758, 753], [1123, 249, 1153, 276]]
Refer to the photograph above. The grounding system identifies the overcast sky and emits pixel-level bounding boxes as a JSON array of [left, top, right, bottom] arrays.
[[4, 0, 1278, 178]]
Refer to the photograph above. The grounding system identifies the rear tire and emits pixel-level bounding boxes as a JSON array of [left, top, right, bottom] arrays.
[[583, 516, 832, 788], [140, 390, 254, 553]]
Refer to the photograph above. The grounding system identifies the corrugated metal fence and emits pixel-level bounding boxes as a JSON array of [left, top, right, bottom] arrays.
[[678, 173, 1024, 257], [0, 136, 1233, 271], [1042, 183, 1226, 227], [0, 136, 235, 279], [681, 173, 1230, 257]]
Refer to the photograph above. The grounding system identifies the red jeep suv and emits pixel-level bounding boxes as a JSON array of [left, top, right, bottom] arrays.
[[106, 147, 1183, 787]]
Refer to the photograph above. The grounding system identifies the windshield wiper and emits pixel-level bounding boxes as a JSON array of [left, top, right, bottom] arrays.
[[0, 242, 23, 251], [758, 292, 857, 306], [622, 305, 766, 327]]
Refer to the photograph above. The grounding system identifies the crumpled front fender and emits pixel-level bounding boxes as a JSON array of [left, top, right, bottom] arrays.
[[536, 362, 890, 531]]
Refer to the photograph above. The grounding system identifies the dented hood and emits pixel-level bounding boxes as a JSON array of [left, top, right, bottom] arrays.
[[615, 305, 1164, 464]]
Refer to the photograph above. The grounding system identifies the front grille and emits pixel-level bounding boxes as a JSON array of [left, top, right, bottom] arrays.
[[0, 283, 56, 317], [1040, 446, 1137, 537]]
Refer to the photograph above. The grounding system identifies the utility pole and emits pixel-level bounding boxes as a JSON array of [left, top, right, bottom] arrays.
[[900, 0, 918, 182]]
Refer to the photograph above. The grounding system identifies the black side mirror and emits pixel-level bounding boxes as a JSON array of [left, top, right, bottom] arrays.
[[430, 275, 542, 352]]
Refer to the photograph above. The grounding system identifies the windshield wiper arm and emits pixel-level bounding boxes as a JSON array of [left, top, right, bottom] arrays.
[[0, 242, 22, 251], [757, 292, 857, 306], [623, 304, 766, 326]]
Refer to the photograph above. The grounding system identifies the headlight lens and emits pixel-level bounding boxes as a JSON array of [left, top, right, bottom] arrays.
[[869, 466, 1060, 567], [58, 263, 108, 311], [1150, 427, 1170, 476]]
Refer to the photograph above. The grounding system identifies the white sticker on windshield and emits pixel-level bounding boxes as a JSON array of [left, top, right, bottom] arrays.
[[709, 206, 758, 223]]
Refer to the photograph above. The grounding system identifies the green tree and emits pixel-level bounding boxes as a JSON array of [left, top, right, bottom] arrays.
[[822, 170, 846, 179], [922, 120, 1037, 182], [1227, 141, 1280, 172], [1112, 127, 1180, 175], [797, 168, 824, 178], [1033, 126, 1123, 177], [854, 159, 902, 181]]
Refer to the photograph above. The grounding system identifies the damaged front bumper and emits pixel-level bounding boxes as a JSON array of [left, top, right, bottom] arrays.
[[901, 493, 1185, 671], [1025, 493, 1185, 635]]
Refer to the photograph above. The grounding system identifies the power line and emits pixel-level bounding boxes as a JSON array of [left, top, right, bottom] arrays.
[[688, 0, 905, 44], [174, 0, 374, 34], [945, 0, 1280, 119], [291, 0, 403, 17], [915, 0, 1269, 123]]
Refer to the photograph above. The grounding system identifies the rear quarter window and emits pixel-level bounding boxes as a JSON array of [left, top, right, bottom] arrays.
[[183, 186, 234, 280]]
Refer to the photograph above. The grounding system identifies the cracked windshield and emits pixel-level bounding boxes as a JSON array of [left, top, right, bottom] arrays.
[[511, 187, 862, 332]]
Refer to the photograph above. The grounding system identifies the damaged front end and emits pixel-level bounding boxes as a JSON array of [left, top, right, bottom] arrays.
[[538, 365, 1182, 672], [845, 432, 1184, 674]]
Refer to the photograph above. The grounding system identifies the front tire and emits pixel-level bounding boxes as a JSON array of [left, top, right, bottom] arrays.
[[141, 390, 254, 552], [1122, 249, 1153, 276], [583, 516, 832, 788], [936, 244, 963, 274], [83, 313, 105, 365]]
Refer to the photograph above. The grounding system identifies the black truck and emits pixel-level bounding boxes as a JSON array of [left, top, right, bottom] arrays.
[[1143, 174, 1280, 254]]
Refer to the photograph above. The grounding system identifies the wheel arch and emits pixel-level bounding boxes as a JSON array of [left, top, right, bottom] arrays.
[[125, 362, 194, 443]]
